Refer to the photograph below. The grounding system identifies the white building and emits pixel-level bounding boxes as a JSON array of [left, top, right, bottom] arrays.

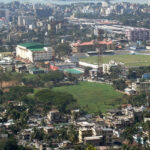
[[16, 43, 54, 63], [103, 60, 124, 74], [18, 16, 35, 27]]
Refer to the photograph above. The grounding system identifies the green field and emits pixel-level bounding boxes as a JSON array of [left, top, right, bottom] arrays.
[[80, 55, 150, 67], [53, 82, 123, 113]]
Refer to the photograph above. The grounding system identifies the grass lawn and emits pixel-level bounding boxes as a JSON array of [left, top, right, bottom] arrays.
[[53, 82, 123, 113], [80, 55, 150, 67]]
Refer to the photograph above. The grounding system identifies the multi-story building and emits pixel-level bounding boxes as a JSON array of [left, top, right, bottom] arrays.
[[0, 9, 9, 21], [125, 28, 150, 42], [132, 80, 150, 93], [71, 40, 113, 53], [47, 109, 61, 123], [99, 128, 113, 146], [18, 16, 35, 27], [16, 43, 54, 63], [78, 128, 93, 143], [92, 126, 113, 146], [103, 60, 125, 75], [84, 136, 102, 146]]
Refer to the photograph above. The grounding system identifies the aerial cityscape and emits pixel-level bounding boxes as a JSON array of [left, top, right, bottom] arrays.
[[1, 0, 150, 150]]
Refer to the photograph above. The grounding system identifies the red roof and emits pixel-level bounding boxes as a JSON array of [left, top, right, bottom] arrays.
[[0, 18, 5, 21], [50, 65, 59, 71], [72, 40, 113, 47]]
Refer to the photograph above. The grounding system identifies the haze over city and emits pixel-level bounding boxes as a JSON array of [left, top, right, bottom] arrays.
[[0, 0, 150, 149]]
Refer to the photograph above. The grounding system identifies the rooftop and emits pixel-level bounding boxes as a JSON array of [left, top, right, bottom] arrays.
[[64, 68, 83, 74], [72, 40, 113, 47], [84, 136, 102, 140], [19, 43, 45, 51]]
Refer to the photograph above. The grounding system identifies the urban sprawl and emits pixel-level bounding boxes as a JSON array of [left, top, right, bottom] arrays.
[[1, 1, 150, 150]]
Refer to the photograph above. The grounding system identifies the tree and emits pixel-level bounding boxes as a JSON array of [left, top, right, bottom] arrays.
[[110, 67, 122, 79], [0, 138, 18, 150], [86, 145, 97, 150], [67, 125, 78, 144], [113, 79, 126, 91], [31, 128, 45, 141], [55, 42, 72, 57], [35, 89, 76, 112], [84, 67, 92, 77]]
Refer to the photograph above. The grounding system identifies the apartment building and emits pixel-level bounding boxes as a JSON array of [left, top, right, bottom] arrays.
[[126, 28, 150, 41], [16, 43, 54, 63]]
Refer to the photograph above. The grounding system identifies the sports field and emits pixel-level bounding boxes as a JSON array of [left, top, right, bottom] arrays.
[[80, 55, 150, 67], [53, 82, 123, 113]]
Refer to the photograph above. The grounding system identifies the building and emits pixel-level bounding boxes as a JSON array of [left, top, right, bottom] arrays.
[[47, 109, 61, 123], [71, 40, 113, 53], [0, 9, 9, 21], [18, 16, 35, 27], [84, 136, 102, 146], [132, 80, 150, 93], [142, 73, 150, 79], [79, 128, 93, 143], [100, 128, 113, 146], [103, 60, 125, 75], [92, 126, 113, 146], [28, 67, 45, 74], [50, 62, 76, 71], [16, 43, 54, 63], [125, 28, 150, 42]]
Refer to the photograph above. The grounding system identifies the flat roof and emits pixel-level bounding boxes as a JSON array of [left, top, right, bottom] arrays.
[[84, 136, 102, 140], [19, 43, 45, 51], [64, 68, 83, 74]]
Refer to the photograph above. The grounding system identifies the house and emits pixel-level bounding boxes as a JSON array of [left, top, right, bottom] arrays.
[[43, 126, 54, 134], [132, 80, 150, 93], [47, 109, 61, 123], [28, 67, 44, 74], [124, 88, 136, 95], [100, 128, 113, 146], [103, 60, 125, 75], [84, 136, 103, 146], [78, 128, 93, 143], [59, 140, 71, 148]]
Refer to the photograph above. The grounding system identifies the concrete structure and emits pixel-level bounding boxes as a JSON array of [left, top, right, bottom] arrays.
[[132, 80, 150, 92], [84, 136, 102, 146], [126, 28, 150, 42], [47, 109, 61, 123], [18, 16, 35, 26], [100, 128, 113, 146], [79, 128, 93, 143], [103, 60, 125, 75], [0, 9, 9, 21], [16, 43, 54, 63], [79, 61, 98, 69], [71, 40, 113, 53], [50, 62, 76, 71]]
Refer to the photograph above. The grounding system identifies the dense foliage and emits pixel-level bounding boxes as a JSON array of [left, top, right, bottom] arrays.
[[113, 79, 126, 91], [35, 89, 77, 112]]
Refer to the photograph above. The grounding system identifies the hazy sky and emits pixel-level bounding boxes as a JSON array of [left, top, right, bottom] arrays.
[[0, 0, 149, 4]]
